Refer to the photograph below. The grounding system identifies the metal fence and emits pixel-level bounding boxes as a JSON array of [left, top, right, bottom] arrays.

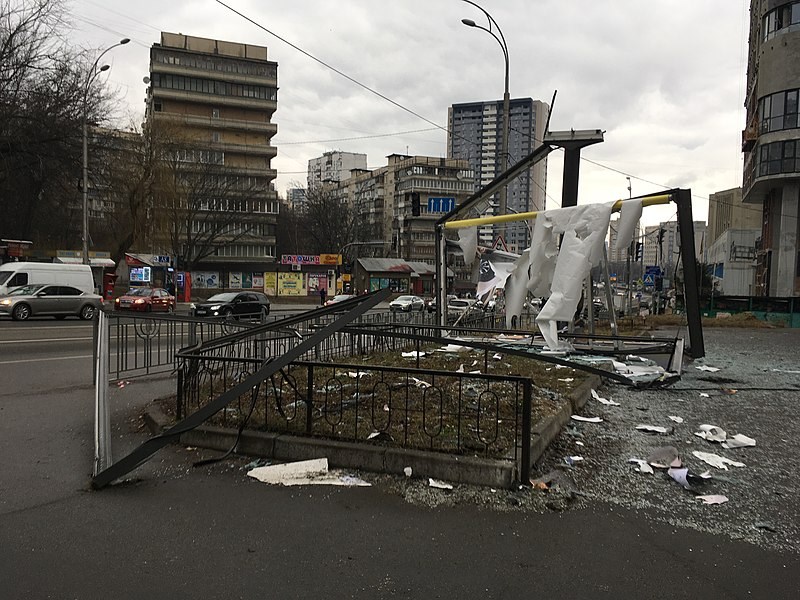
[[175, 350, 532, 475]]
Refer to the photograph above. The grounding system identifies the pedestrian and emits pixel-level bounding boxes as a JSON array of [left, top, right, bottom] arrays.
[[320, 287, 327, 306]]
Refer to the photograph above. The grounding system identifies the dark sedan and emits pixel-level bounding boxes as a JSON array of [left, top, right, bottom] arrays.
[[191, 291, 270, 319]]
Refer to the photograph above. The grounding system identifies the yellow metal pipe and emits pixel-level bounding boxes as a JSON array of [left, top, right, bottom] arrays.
[[443, 194, 673, 230]]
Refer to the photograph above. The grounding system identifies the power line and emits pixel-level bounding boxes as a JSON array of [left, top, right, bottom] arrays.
[[279, 127, 440, 145]]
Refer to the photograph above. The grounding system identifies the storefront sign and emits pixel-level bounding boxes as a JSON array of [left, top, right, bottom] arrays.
[[278, 272, 305, 296], [263, 273, 276, 295], [281, 255, 320, 265]]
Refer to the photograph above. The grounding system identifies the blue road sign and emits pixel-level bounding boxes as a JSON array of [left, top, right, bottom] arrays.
[[645, 265, 662, 276], [643, 273, 655, 287], [427, 197, 456, 213]]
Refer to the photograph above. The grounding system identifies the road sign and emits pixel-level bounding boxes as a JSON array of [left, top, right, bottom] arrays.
[[427, 197, 456, 213], [645, 265, 662, 276], [643, 273, 655, 287]]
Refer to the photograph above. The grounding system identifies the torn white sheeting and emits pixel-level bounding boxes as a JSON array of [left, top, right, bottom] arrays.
[[428, 478, 454, 490], [613, 199, 643, 252], [629, 458, 654, 474], [571, 415, 603, 423], [636, 424, 669, 434], [401, 351, 426, 358], [492, 354, 502, 361], [529, 202, 615, 351], [409, 377, 431, 389], [771, 368, 800, 374], [696, 494, 729, 505], [722, 433, 756, 449], [668, 467, 691, 490], [694, 424, 727, 442], [348, 371, 369, 378], [591, 389, 620, 406], [699, 392, 710, 398], [476, 257, 515, 300], [504, 249, 532, 328], [457, 226, 478, 268], [695, 365, 721, 372], [456, 364, 465, 373], [247, 458, 372, 487], [471, 359, 479, 366], [559, 378, 575, 383], [668, 416, 684, 423], [403, 466, 413, 477], [691, 451, 746, 470], [436, 344, 468, 353]]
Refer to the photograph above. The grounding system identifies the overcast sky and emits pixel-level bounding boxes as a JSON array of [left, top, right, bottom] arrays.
[[73, 0, 750, 226]]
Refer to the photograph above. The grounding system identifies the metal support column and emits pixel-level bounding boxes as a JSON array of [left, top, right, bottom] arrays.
[[674, 188, 705, 358]]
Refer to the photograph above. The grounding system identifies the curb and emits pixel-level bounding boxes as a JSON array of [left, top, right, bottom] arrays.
[[144, 376, 600, 489]]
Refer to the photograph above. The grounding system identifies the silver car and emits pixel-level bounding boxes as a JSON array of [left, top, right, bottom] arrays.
[[389, 295, 425, 312], [0, 284, 104, 321]]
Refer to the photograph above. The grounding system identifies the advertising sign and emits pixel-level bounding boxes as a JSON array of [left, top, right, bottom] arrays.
[[192, 271, 219, 289], [263, 272, 276, 295], [130, 266, 152, 283], [281, 255, 320, 265], [319, 254, 341, 265], [278, 272, 304, 296], [230, 272, 242, 289], [307, 272, 327, 292]]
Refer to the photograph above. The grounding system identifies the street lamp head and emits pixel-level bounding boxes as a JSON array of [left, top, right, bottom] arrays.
[[99, 64, 110, 73], [119, 38, 131, 45], [461, 18, 477, 27]]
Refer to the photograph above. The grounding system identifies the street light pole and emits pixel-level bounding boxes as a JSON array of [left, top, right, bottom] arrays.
[[461, 1, 510, 238], [82, 38, 130, 265]]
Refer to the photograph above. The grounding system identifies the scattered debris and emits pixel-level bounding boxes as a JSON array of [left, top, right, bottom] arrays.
[[591, 389, 620, 406], [754, 522, 778, 533], [575, 441, 585, 446], [403, 466, 412, 477], [668, 467, 691, 490], [722, 434, 756, 449], [636, 424, 669, 434], [721, 388, 738, 395], [115, 380, 131, 388], [531, 470, 577, 492], [695, 365, 721, 372], [401, 351, 426, 358], [647, 446, 681, 468], [571, 415, 603, 423], [691, 451, 746, 470], [695, 424, 727, 442], [456, 364, 465, 373], [771, 368, 800, 374], [436, 344, 467, 353], [629, 458, 655, 474], [699, 393, 710, 398], [409, 377, 431, 389], [696, 494, 729, 505], [564, 456, 584, 466], [492, 353, 503, 360], [247, 458, 372, 487], [558, 378, 575, 383], [243, 458, 270, 470], [367, 431, 393, 443], [347, 371, 369, 378], [428, 478, 454, 490], [668, 416, 684, 423]]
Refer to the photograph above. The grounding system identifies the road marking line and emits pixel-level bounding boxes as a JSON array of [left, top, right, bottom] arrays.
[[0, 337, 93, 344], [0, 354, 93, 365]]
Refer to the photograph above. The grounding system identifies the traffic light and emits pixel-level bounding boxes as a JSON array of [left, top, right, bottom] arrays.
[[635, 241, 643, 261], [411, 192, 421, 216]]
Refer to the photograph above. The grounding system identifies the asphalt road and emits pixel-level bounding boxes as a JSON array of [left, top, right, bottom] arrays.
[[1, 320, 799, 598]]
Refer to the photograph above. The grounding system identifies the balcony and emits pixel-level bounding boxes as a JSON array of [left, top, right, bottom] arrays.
[[153, 88, 277, 113], [155, 112, 277, 135]]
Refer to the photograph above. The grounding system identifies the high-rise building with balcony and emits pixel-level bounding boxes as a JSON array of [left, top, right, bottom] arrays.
[[447, 98, 549, 253], [742, 2, 800, 296], [145, 32, 279, 279]]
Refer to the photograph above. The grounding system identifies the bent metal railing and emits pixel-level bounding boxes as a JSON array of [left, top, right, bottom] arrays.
[[176, 355, 532, 471]]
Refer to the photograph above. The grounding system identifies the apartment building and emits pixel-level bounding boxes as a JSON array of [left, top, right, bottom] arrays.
[[144, 32, 279, 277], [707, 187, 761, 244], [742, 1, 800, 296], [447, 98, 549, 253], [643, 221, 707, 285], [308, 151, 367, 188], [335, 154, 474, 284]]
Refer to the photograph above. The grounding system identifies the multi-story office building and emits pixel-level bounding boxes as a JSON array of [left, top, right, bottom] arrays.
[[287, 187, 307, 211], [145, 32, 279, 278], [447, 98, 549, 253], [308, 151, 367, 188], [742, 2, 800, 296], [334, 154, 474, 286]]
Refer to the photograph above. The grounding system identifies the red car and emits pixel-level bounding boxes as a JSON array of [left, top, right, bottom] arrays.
[[114, 287, 176, 312]]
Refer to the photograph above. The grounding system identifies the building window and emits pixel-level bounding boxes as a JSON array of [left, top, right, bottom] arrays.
[[154, 100, 162, 112], [759, 88, 800, 133], [212, 108, 220, 118], [762, 2, 800, 41], [758, 140, 800, 176]]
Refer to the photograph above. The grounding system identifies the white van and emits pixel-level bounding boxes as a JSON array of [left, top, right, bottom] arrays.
[[0, 262, 95, 296]]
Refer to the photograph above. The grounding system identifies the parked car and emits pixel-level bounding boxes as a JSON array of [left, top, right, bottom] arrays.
[[447, 298, 479, 316], [389, 295, 425, 312], [0, 284, 103, 321], [114, 287, 176, 313], [190, 291, 270, 319], [324, 294, 356, 306], [426, 294, 457, 313]]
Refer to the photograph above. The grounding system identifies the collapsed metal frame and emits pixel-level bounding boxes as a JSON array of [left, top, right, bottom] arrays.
[[433, 130, 705, 358]]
